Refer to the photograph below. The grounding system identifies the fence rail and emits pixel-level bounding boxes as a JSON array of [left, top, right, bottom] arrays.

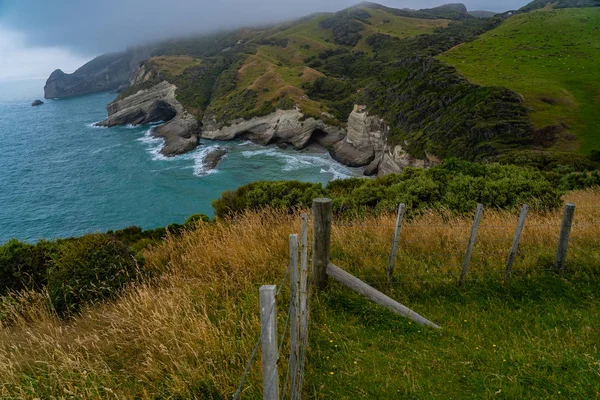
[[234, 198, 599, 398]]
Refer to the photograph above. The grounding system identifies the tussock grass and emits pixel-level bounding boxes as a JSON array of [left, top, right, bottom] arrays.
[[1, 190, 600, 398]]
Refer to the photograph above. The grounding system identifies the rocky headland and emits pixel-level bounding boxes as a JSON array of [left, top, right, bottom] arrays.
[[95, 72, 437, 175], [44, 48, 153, 99]]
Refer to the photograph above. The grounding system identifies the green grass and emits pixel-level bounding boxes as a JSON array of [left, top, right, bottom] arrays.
[[306, 272, 600, 398], [439, 8, 600, 154]]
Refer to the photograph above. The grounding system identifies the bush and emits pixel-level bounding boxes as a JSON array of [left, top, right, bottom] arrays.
[[0, 239, 59, 295], [213, 181, 327, 217], [47, 234, 141, 315], [185, 213, 211, 226], [213, 160, 564, 218]]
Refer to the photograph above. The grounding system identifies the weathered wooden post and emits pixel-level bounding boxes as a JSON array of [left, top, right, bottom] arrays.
[[459, 204, 484, 286], [505, 204, 529, 281], [312, 198, 332, 290], [260, 285, 279, 400], [554, 203, 576, 272], [387, 203, 406, 282], [288, 234, 299, 397], [299, 214, 309, 346], [295, 214, 309, 400]]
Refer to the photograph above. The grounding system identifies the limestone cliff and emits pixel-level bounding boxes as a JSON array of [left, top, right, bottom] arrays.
[[97, 80, 200, 157]]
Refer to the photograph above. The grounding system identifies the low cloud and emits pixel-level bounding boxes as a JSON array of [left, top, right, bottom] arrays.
[[1, 0, 528, 55], [0, 24, 89, 80]]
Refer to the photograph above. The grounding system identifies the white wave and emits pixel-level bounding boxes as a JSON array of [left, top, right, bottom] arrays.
[[136, 128, 168, 161], [239, 146, 359, 179], [86, 121, 107, 129], [91, 143, 124, 154], [189, 146, 227, 177]]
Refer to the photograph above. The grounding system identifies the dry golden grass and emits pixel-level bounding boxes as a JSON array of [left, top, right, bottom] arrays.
[[0, 189, 599, 398]]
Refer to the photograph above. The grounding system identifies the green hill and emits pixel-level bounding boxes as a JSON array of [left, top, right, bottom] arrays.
[[439, 7, 600, 153]]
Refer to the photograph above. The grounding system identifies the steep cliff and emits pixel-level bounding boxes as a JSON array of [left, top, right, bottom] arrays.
[[44, 48, 154, 99]]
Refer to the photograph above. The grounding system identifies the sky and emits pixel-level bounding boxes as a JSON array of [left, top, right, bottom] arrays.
[[0, 0, 531, 80]]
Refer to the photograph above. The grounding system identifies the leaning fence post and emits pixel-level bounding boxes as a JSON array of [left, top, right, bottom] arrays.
[[288, 234, 299, 397], [554, 203, 576, 272], [312, 198, 332, 290], [505, 204, 529, 281], [260, 285, 279, 400], [459, 204, 484, 286], [387, 203, 406, 282]]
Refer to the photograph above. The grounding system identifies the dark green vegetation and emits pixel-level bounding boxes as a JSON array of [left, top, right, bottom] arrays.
[[47, 234, 140, 315], [0, 215, 208, 317], [307, 270, 600, 398], [213, 159, 570, 217]]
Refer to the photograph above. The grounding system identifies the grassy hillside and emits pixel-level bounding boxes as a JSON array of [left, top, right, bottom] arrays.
[[1, 189, 599, 398], [439, 8, 600, 154]]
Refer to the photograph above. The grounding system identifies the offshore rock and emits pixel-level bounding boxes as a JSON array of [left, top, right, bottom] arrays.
[[31, 100, 44, 107]]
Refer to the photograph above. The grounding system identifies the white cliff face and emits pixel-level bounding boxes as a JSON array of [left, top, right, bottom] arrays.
[[97, 80, 200, 157], [201, 109, 345, 150], [346, 105, 386, 153], [377, 144, 442, 176]]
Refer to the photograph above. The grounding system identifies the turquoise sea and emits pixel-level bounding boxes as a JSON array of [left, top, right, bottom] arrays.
[[0, 79, 360, 243]]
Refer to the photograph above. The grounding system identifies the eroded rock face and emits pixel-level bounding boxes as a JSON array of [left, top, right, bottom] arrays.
[[98, 81, 178, 127], [201, 109, 345, 150], [377, 144, 442, 176], [328, 105, 385, 168], [97, 80, 200, 157]]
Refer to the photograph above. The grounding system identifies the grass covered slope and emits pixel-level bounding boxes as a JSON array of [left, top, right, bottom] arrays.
[[1, 189, 599, 398], [439, 8, 600, 153]]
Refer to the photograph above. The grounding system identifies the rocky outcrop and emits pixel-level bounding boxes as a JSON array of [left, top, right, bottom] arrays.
[[31, 100, 44, 107], [202, 103, 437, 175], [202, 147, 228, 171], [97, 80, 200, 157], [97, 81, 178, 127], [328, 105, 385, 167], [377, 144, 442, 176], [201, 109, 345, 150]]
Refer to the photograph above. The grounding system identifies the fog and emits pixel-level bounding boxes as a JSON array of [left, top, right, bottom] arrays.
[[1, 0, 529, 55]]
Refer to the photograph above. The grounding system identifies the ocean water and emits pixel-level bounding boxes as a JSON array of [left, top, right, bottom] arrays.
[[0, 79, 361, 243]]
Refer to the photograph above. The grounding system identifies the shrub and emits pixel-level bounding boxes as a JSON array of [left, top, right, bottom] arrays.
[[213, 160, 564, 218], [0, 239, 59, 295], [185, 213, 211, 226], [47, 234, 141, 315], [213, 181, 326, 217]]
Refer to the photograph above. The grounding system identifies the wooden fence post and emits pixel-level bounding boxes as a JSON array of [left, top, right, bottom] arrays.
[[288, 234, 299, 397], [260, 285, 279, 400], [312, 198, 332, 290], [387, 203, 406, 282], [459, 204, 484, 286], [299, 214, 309, 346], [505, 204, 529, 281], [554, 203, 576, 272], [295, 214, 309, 400]]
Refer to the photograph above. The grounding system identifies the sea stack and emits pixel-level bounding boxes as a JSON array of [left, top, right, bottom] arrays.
[[31, 100, 44, 106]]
